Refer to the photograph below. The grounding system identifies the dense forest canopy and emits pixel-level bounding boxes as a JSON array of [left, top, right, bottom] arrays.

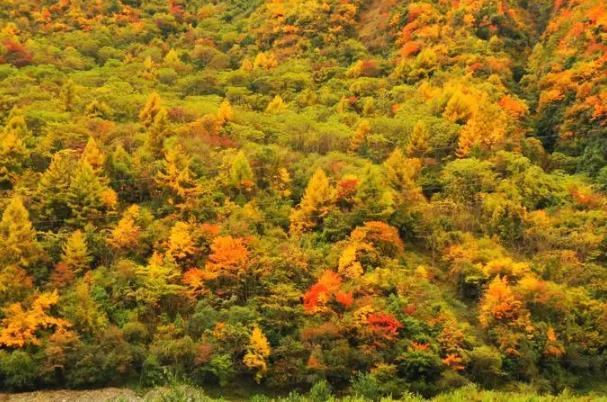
[[0, 0, 606, 399]]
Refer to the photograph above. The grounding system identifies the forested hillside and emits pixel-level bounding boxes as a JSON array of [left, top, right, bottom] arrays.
[[0, 0, 606, 399]]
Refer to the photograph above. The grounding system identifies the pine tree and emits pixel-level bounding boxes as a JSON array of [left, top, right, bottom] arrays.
[[61, 230, 92, 274], [289, 168, 335, 235], [0, 196, 41, 269]]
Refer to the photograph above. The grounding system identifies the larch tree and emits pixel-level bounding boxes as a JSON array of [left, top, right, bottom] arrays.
[[0, 291, 70, 348], [61, 230, 92, 275], [406, 122, 430, 158], [266, 95, 287, 114], [243, 326, 271, 383], [60, 79, 77, 112], [139, 91, 164, 127], [354, 166, 394, 222], [155, 147, 202, 212], [133, 252, 183, 308], [37, 150, 77, 222], [0, 123, 27, 187], [84, 99, 112, 119], [4, 109, 31, 146], [349, 119, 371, 153], [216, 99, 234, 126], [81, 137, 106, 171], [108, 205, 141, 251], [0, 196, 42, 270], [167, 221, 198, 262], [204, 236, 249, 282], [145, 107, 170, 158], [289, 168, 335, 235], [229, 151, 255, 192], [0, 108, 30, 187], [66, 161, 116, 226], [384, 147, 424, 203]]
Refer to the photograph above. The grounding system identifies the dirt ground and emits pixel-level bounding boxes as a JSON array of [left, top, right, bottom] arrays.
[[0, 388, 143, 402]]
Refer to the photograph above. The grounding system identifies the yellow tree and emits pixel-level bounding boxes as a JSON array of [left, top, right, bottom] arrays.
[[155, 147, 202, 212], [216, 100, 234, 126], [146, 107, 171, 157], [81, 136, 105, 171], [0, 125, 27, 186], [478, 276, 533, 355], [0, 291, 70, 348], [4, 109, 31, 144], [384, 148, 423, 202], [289, 168, 335, 235], [266, 95, 287, 114], [479, 276, 529, 329], [167, 221, 198, 262], [108, 205, 141, 250], [243, 326, 271, 383], [139, 91, 164, 127], [0, 196, 41, 270], [406, 122, 430, 158], [349, 119, 371, 153], [205, 236, 249, 282], [457, 104, 507, 157], [273, 167, 292, 198], [61, 230, 92, 275]]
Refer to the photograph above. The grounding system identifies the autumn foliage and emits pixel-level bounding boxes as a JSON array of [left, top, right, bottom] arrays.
[[0, 0, 606, 397]]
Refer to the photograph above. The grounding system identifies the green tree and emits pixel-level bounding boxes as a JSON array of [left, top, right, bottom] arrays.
[[37, 151, 77, 222], [66, 161, 116, 227], [230, 151, 255, 192], [354, 166, 394, 222]]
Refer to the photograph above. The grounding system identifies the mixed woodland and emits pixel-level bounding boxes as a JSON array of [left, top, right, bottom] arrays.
[[0, 0, 607, 399]]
